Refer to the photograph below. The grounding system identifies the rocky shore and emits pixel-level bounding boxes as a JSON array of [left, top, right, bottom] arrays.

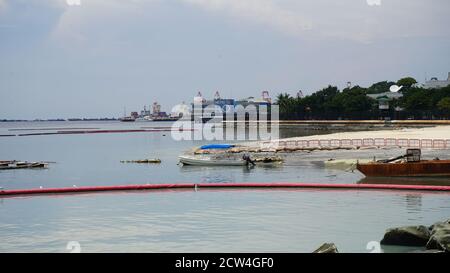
[[313, 218, 449, 253], [381, 219, 450, 252]]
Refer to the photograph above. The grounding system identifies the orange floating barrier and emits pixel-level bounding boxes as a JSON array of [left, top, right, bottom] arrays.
[[1, 183, 450, 198]]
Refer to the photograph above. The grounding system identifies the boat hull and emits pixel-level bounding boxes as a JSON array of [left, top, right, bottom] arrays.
[[0, 162, 48, 170], [179, 156, 246, 166], [356, 160, 450, 177]]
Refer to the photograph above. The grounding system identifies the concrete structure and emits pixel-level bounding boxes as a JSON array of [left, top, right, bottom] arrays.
[[424, 72, 450, 89]]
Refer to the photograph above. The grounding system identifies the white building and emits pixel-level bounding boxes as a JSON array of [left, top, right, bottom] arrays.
[[424, 72, 450, 89]]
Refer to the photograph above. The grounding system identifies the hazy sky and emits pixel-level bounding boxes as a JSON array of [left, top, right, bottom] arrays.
[[1, 0, 449, 119]]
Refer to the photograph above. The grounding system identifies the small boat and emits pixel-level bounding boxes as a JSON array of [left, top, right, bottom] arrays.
[[0, 160, 14, 167], [357, 149, 450, 177], [179, 155, 246, 166], [179, 155, 283, 166], [0, 161, 48, 170], [120, 159, 161, 164]]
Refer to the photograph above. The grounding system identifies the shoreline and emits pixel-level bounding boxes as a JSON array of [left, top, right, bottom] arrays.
[[276, 125, 450, 142], [225, 120, 450, 125], [231, 125, 450, 153]]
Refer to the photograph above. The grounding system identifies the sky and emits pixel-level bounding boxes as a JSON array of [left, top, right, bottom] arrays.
[[0, 0, 449, 119]]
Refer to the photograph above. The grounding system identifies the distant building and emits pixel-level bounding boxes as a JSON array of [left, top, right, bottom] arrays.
[[424, 72, 450, 89], [367, 92, 403, 117], [152, 102, 162, 116], [190, 91, 272, 121]]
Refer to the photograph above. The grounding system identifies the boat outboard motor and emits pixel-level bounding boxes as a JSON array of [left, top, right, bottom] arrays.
[[242, 154, 255, 166]]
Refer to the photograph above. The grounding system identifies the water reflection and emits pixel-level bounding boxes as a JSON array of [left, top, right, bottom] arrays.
[[405, 194, 422, 212], [178, 164, 287, 183], [358, 176, 450, 186], [1, 121, 450, 252], [1, 189, 448, 252]]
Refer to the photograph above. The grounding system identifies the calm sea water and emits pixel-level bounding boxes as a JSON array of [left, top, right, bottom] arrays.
[[0, 121, 449, 252]]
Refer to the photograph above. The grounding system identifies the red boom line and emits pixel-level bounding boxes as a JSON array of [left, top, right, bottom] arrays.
[[1, 183, 450, 197]]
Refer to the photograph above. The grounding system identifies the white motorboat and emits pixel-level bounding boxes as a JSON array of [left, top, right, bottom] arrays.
[[179, 155, 246, 166], [178, 155, 283, 166]]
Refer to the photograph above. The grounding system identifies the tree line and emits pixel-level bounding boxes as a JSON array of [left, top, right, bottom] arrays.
[[275, 77, 450, 120]]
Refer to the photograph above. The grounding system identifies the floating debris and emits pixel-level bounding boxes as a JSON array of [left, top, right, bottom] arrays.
[[253, 156, 284, 163], [120, 159, 162, 164], [324, 159, 372, 171]]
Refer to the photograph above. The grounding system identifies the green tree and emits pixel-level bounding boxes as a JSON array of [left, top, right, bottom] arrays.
[[331, 86, 375, 119], [276, 93, 298, 120], [397, 77, 417, 88], [437, 97, 450, 117], [275, 79, 448, 120], [367, 81, 396, 94], [306, 85, 339, 118]]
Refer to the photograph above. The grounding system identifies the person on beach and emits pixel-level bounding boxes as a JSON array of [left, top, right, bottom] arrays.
[[242, 154, 255, 166]]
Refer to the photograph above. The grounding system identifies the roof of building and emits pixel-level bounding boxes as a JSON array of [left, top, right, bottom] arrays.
[[367, 92, 403, 100]]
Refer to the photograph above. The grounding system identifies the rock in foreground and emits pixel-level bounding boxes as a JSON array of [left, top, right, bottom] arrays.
[[313, 243, 339, 253], [380, 225, 430, 246], [426, 220, 450, 252]]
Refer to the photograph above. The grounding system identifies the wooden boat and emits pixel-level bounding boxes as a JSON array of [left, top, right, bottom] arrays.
[[357, 160, 450, 177], [0, 160, 14, 167], [0, 161, 48, 170], [356, 149, 450, 177]]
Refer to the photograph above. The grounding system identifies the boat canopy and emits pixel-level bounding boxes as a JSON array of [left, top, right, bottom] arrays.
[[200, 144, 235, 150]]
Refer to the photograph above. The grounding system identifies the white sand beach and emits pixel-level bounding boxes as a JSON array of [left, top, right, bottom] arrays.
[[285, 125, 450, 141]]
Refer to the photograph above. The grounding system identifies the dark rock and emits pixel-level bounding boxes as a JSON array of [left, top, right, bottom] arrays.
[[426, 221, 450, 252], [428, 220, 449, 232], [380, 225, 430, 246], [313, 243, 339, 253]]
